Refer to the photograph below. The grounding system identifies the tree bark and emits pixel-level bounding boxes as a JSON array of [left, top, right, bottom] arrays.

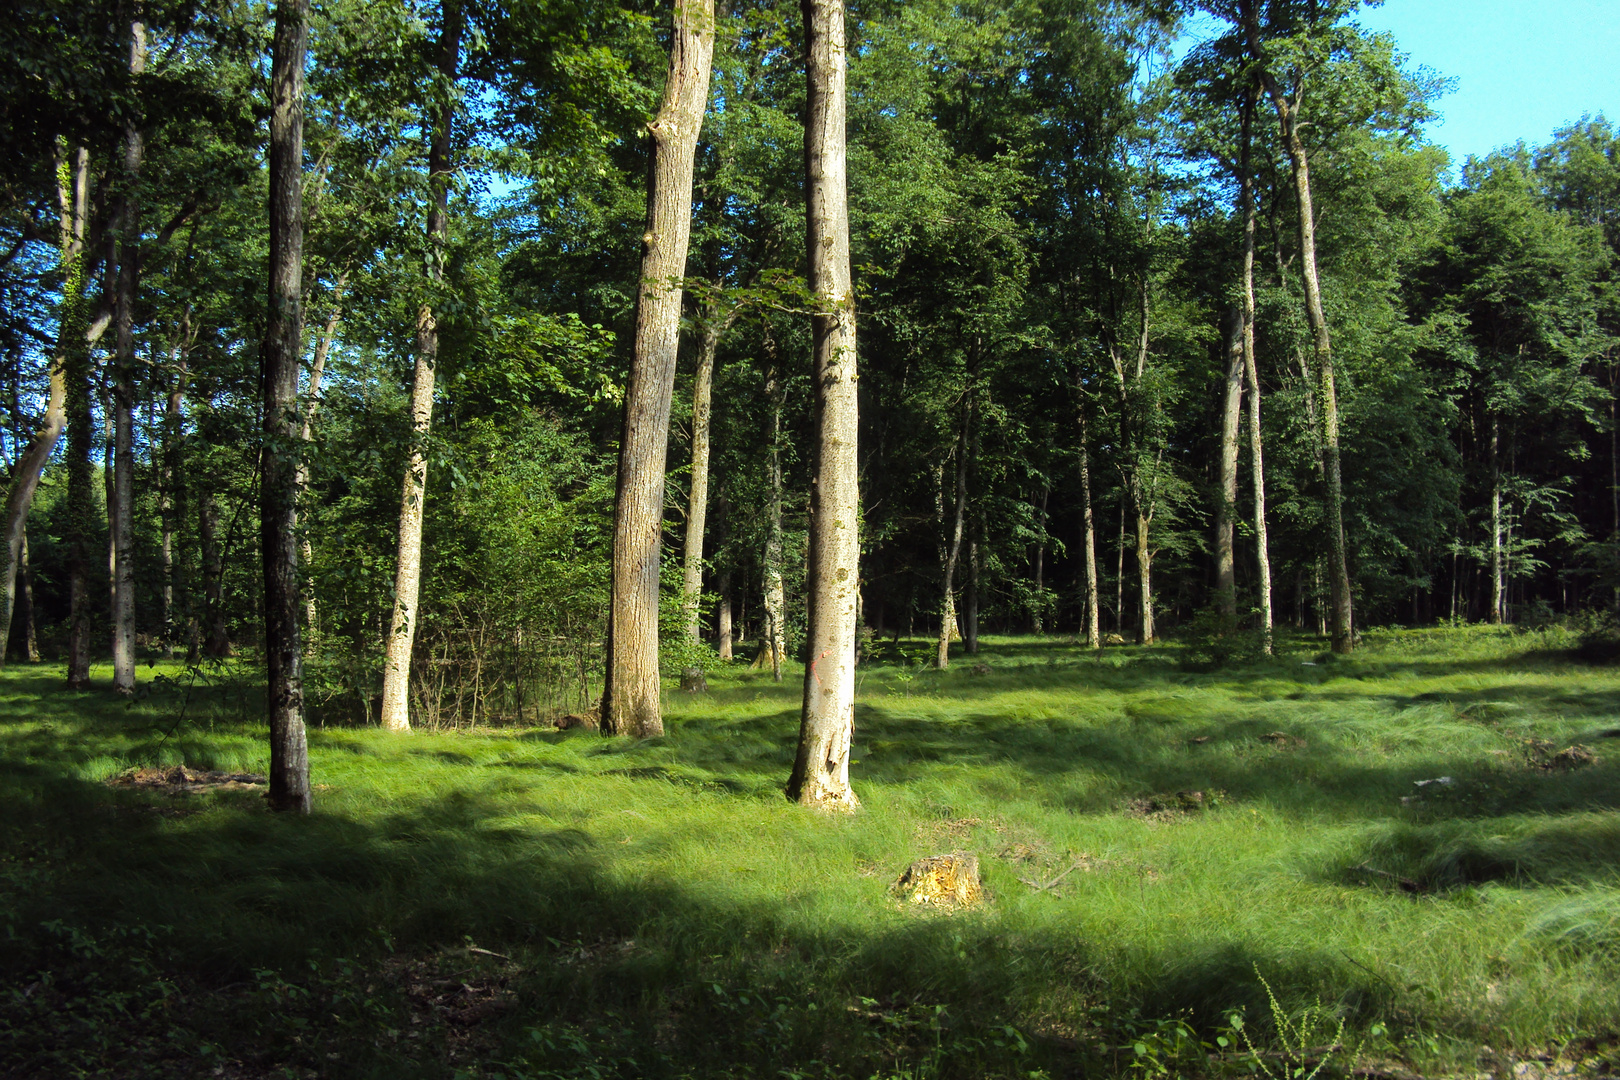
[[681, 311, 724, 647], [263, 0, 312, 812], [1077, 396, 1101, 648], [936, 429, 967, 670], [717, 567, 733, 660], [1215, 305, 1243, 623], [0, 143, 87, 668], [1246, 2, 1353, 652], [1490, 415, 1504, 624], [66, 241, 114, 687], [160, 317, 191, 658], [1239, 82, 1273, 653], [787, 0, 859, 810], [382, 6, 462, 733], [110, 14, 147, 694], [199, 489, 230, 657], [602, 0, 714, 737], [1135, 494, 1155, 644], [19, 530, 38, 662], [1031, 486, 1048, 633], [763, 360, 786, 681], [299, 289, 341, 640]]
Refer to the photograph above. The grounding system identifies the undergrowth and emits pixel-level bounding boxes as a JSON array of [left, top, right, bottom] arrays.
[[1, 625, 1618, 1078]]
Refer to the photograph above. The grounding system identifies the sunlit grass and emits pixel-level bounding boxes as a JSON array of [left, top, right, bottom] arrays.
[[2, 625, 1617, 1077]]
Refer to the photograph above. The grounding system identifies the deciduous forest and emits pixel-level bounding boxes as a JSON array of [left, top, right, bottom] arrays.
[[2, 0, 1618, 1077]]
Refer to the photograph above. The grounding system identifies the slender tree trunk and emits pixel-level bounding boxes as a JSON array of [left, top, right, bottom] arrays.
[[160, 325, 188, 658], [1247, 4, 1352, 652], [602, 0, 714, 737], [717, 568, 733, 660], [1116, 497, 1126, 635], [66, 242, 114, 687], [1215, 306, 1243, 623], [110, 15, 146, 694], [681, 312, 724, 646], [1490, 416, 1504, 624], [0, 144, 86, 667], [19, 531, 38, 662], [1031, 485, 1048, 633], [263, 0, 312, 812], [298, 296, 340, 639], [382, 9, 462, 733], [199, 489, 230, 657], [936, 430, 967, 670], [763, 362, 786, 681], [787, 0, 859, 810], [964, 416, 981, 655], [1077, 398, 1101, 648], [1239, 85, 1273, 653], [1135, 494, 1154, 644]]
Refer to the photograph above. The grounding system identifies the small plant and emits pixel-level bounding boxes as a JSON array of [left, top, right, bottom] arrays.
[[1231, 968, 1348, 1080]]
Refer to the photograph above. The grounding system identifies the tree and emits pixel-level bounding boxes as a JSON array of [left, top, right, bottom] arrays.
[[263, 0, 312, 813], [786, 0, 858, 810], [602, 0, 715, 737]]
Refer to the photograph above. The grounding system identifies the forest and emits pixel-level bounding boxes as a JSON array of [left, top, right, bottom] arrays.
[[2, 0, 1619, 1077]]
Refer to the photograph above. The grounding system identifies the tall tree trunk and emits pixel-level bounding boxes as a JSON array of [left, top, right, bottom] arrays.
[[936, 430, 967, 670], [160, 324, 188, 658], [263, 0, 312, 812], [1239, 84, 1272, 653], [763, 361, 786, 681], [199, 489, 229, 657], [0, 143, 87, 667], [787, 0, 859, 810], [1077, 398, 1101, 648], [1215, 306, 1244, 623], [964, 417, 981, 655], [299, 295, 341, 640], [111, 14, 147, 694], [717, 568, 733, 660], [1490, 416, 1504, 624], [66, 241, 114, 687], [19, 530, 38, 662], [382, 7, 463, 733], [1247, 2, 1352, 652], [1031, 485, 1048, 633], [602, 0, 714, 737], [1135, 492, 1154, 644], [681, 312, 724, 647]]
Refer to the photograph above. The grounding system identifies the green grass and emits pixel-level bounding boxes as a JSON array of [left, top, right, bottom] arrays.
[[2, 626, 1619, 1078]]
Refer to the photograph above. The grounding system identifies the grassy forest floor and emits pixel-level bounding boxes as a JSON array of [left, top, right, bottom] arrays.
[[2, 626, 1618, 1079]]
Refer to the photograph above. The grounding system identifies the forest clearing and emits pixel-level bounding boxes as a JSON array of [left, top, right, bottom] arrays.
[[2, 625, 1617, 1079]]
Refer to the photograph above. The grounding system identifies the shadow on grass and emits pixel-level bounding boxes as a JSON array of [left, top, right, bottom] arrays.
[[0, 743, 1392, 1080]]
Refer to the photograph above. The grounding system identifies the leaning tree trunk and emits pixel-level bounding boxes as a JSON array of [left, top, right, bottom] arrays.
[[787, 0, 859, 810], [1239, 83, 1273, 653], [1077, 395, 1101, 649], [110, 14, 146, 694], [602, 0, 714, 737], [381, 9, 462, 733], [1215, 306, 1244, 625], [262, 0, 312, 813], [936, 432, 967, 671], [0, 143, 87, 668], [1247, 5, 1352, 652]]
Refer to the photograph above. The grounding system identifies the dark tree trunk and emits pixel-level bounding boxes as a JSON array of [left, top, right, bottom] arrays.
[[602, 0, 714, 737], [263, 0, 312, 812]]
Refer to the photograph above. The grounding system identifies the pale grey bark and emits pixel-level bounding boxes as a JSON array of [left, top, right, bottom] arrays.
[[787, 0, 859, 810], [763, 361, 786, 681], [1240, 85, 1273, 653], [936, 429, 967, 670], [1077, 398, 1101, 649], [299, 290, 341, 639], [680, 313, 725, 645], [1215, 306, 1243, 623], [382, 7, 462, 732], [111, 15, 146, 694], [602, 0, 714, 736]]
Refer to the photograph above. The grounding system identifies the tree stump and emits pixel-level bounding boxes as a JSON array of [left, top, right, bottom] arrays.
[[892, 853, 983, 909]]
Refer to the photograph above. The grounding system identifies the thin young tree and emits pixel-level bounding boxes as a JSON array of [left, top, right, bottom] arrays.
[[1238, 80, 1273, 651], [786, 0, 858, 810], [262, 0, 312, 813], [1243, 0, 1353, 652], [602, 0, 715, 736], [381, 1, 462, 732]]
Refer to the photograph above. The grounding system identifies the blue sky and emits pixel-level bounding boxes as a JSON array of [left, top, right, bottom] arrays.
[[1350, 0, 1616, 163]]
